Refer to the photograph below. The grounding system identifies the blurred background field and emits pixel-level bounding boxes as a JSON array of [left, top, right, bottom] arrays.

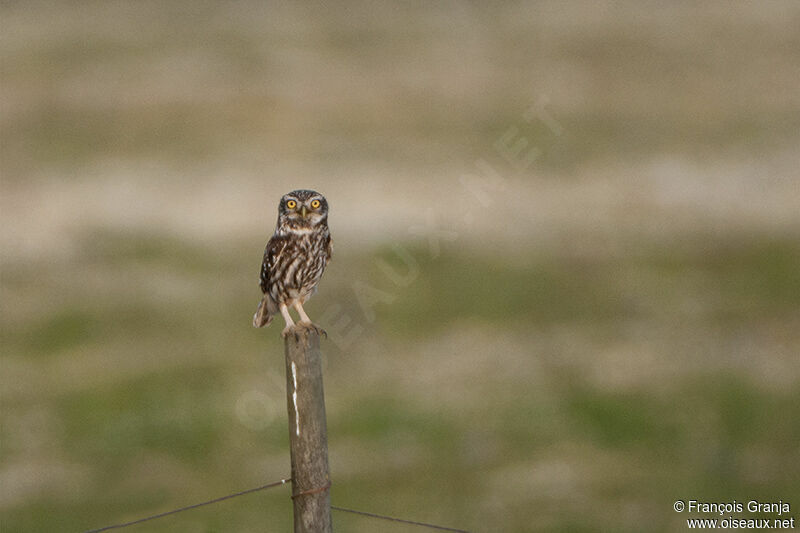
[[2, 2, 799, 532]]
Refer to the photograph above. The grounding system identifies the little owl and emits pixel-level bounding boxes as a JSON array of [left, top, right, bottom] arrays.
[[253, 189, 332, 337]]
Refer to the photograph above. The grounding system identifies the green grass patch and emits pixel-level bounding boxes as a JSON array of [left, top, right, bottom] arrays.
[[3, 232, 799, 532], [59, 368, 226, 463]]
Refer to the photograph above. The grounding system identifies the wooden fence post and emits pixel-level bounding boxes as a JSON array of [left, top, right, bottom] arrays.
[[283, 328, 332, 532]]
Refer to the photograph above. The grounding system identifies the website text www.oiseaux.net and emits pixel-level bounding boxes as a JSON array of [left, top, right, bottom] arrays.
[[674, 500, 795, 529]]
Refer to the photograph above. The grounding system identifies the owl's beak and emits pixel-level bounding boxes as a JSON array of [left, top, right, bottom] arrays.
[[300, 205, 309, 218]]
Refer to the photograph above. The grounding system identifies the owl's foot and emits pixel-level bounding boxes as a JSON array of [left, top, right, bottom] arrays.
[[297, 321, 327, 338], [281, 323, 326, 340], [281, 325, 296, 339], [280, 303, 298, 339]]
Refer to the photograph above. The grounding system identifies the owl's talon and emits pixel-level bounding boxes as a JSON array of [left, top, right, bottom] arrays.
[[298, 321, 327, 338], [281, 323, 324, 341]]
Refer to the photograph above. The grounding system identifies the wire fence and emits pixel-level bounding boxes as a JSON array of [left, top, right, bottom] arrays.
[[331, 505, 471, 532], [84, 479, 290, 533], [83, 477, 470, 533]]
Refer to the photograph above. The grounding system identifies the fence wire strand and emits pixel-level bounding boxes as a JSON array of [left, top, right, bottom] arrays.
[[84, 478, 471, 533], [83, 478, 290, 533], [332, 505, 470, 532]]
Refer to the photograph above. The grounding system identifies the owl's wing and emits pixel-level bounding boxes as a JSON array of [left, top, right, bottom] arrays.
[[325, 233, 333, 262], [259, 234, 288, 294]]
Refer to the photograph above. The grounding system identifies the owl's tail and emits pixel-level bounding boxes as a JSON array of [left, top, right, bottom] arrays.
[[253, 295, 274, 328]]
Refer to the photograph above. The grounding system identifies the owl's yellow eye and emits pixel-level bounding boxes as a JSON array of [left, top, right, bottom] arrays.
[[286, 200, 297, 209], [311, 199, 321, 209]]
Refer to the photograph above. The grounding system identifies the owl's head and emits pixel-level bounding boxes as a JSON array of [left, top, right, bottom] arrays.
[[277, 189, 329, 230]]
